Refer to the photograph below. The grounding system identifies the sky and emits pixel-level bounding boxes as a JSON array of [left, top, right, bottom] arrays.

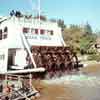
[[0, 0, 100, 31]]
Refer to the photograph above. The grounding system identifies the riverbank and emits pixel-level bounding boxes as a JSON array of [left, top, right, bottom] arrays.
[[81, 63, 100, 74]]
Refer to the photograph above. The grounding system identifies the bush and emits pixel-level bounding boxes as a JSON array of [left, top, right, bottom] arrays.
[[87, 48, 97, 54], [87, 53, 100, 61]]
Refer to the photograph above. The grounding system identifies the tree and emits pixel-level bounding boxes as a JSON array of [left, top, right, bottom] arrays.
[[79, 33, 97, 54], [50, 18, 57, 23], [62, 23, 97, 54], [57, 19, 66, 31], [84, 22, 92, 34]]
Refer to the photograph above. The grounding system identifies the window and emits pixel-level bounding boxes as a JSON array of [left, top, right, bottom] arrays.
[[4, 27, 8, 33], [47, 30, 54, 35], [31, 28, 35, 34], [40, 29, 45, 34], [50, 30, 53, 35], [3, 34, 7, 39], [23, 27, 29, 33], [2, 27, 8, 39], [0, 28, 8, 40], [35, 29, 38, 34], [0, 30, 2, 40]]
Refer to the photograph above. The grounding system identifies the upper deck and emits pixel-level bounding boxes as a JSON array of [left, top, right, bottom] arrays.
[[0, 15, 66, 48]]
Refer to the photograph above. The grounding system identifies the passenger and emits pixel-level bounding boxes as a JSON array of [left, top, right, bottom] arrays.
[[5, 85, 11, 93], [3, 82, 12, 99]]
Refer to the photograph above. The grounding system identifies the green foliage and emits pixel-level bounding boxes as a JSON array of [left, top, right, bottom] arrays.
[[50, 18, 66, 31], [87, 48, 97, 54], [50, 19, 57, 23], [80, 34, 96, 51], [57, 19, 66, 31], [87, 53, 100, 61], [84, 22, 92, 34], [62, 23, 97, 54]]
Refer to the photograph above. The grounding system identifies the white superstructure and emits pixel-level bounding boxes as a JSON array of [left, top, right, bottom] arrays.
[[0, 15, 66, 74]]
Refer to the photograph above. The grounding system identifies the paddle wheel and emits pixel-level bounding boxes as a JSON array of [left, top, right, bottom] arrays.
[[27, 46, 79, 78]]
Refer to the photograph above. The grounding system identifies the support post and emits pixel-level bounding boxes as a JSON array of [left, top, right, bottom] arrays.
[[29, 73, 37, 92], [5, 74, 8, 85], [20, 31, 37, 68], [18, 76, 22, 88]]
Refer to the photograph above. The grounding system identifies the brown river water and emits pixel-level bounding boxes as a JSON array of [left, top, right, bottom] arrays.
[[33, 64, 100, 100]]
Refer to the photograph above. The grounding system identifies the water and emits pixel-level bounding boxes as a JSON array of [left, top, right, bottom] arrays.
[[41, 74, 100, 100]]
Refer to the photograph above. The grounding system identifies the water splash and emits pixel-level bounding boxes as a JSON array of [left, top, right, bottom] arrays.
[[43, 74, 97, 85]]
